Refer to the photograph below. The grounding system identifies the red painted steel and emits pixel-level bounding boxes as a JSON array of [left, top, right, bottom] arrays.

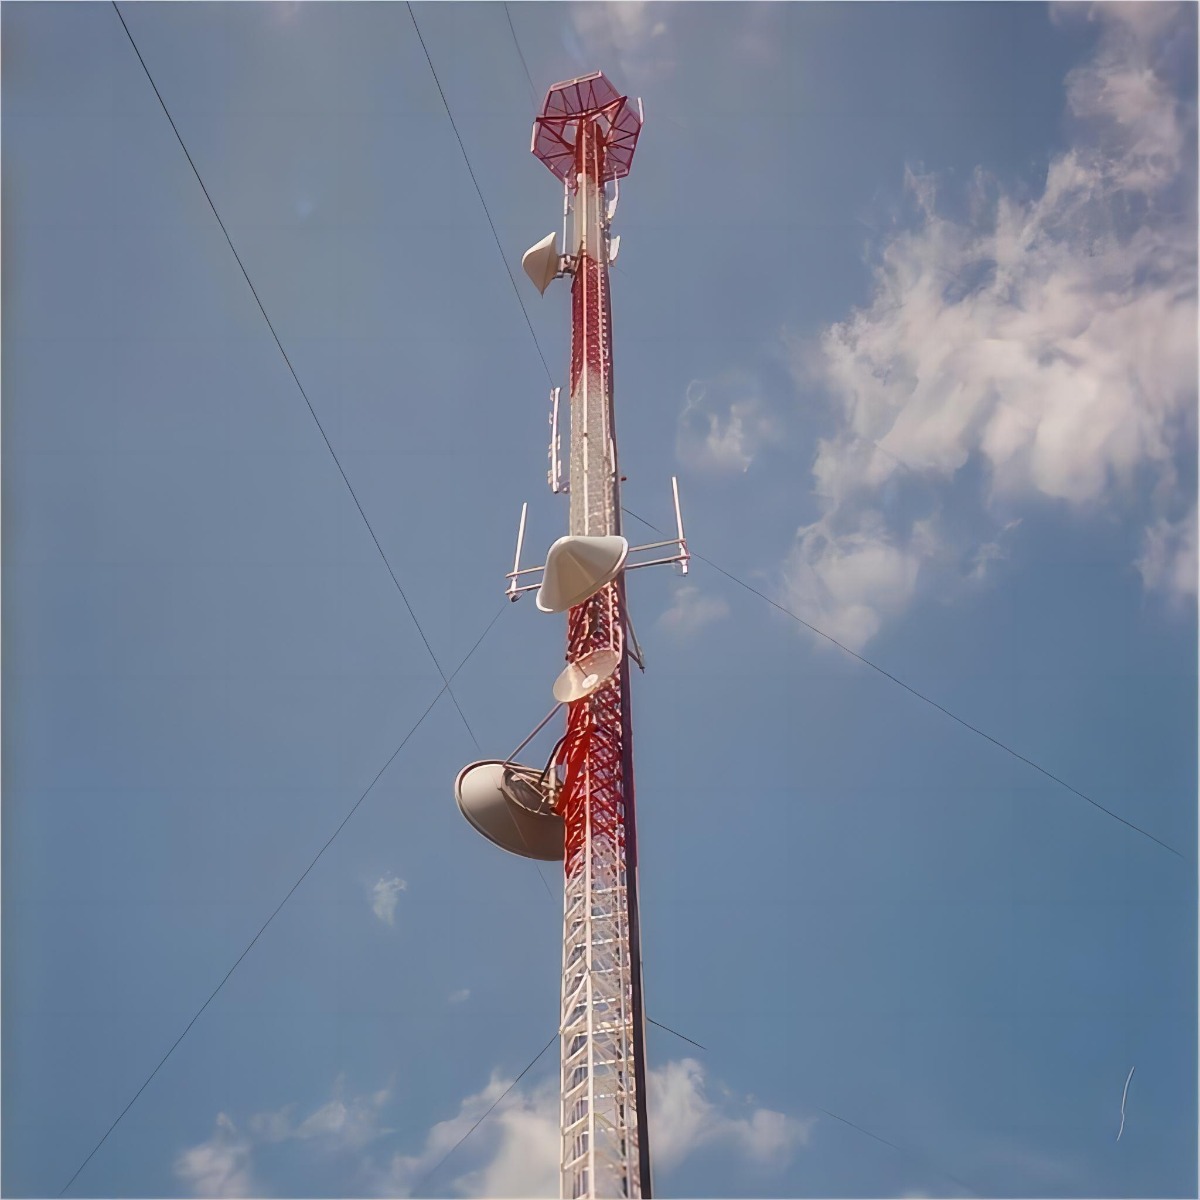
[[557, 101, 625, 880], [570, 253, 614, 398], [557, 589, 626, 874], [533, 71, 642, 185]]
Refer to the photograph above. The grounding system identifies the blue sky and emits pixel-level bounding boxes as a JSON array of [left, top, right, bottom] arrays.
[[2, 2, 1196, 1197]]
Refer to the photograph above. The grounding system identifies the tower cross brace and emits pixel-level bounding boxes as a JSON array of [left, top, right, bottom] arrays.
[[534, 72, 651, 1200]]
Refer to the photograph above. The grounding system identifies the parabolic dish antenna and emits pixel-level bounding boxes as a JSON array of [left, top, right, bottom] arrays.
[[455, 760, 564, 861], [553, 647, 621, 704]]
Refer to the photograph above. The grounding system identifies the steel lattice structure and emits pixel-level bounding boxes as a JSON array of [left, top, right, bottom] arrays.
[[544, 76, 650, 1200], [457, 70, 677, 1200]]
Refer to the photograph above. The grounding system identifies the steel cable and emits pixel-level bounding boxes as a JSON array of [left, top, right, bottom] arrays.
[[110, 1, 481, 751], [58, 603, 508, 1196], [503, 2, 538, 109], [407, 3, 555, 388], [623, 507, 1184, 861]]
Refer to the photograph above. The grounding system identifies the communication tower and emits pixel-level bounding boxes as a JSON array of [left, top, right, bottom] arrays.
[[455, 71, 687, 1200]]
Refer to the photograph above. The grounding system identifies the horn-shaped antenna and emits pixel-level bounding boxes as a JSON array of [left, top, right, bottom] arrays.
[[536, 534, 629, 613], [522, 231, 560, 295]]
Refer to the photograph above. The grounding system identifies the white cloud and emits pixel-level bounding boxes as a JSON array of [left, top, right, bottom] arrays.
[[180, 1060, 810, 1199], [371, 875, 407, 926], [784, 2, 1196, 647], [1136, 507, 1198, 598], [178, 1078, 394, 1197], [447, 1075, 560, 1200], [369, 1070, 527, 1198], [649, 1058, 812, 1174], [273, 1076, 392, 1150], [175, 1114, 257, 1199], [448, 988, 471, 1005], [658, 584, 730, 638], [677, 374, 776, 475], [374, 1057, 810, 1198], [783, 518, 924, 651], [569, 3, 672, 86]]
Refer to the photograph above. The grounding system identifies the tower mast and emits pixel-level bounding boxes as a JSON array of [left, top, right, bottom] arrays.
[[533, 74, 651, 1200], [456, 69, 687, 1200]]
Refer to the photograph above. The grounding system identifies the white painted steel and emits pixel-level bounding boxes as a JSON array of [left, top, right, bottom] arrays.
[[671, 477, 689, 575], [549, 388, 565, 493], [559, 115, 643, 1200], [508, 502, 529, 600], [568, 144, 616, 542]]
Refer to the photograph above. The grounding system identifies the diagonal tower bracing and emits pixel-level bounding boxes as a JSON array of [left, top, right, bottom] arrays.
[[456, 69, 677, 1200], [532, 73, 651, 1200]]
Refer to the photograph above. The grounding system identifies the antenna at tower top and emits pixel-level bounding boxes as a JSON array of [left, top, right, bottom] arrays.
[[531, 71, 643, 184]]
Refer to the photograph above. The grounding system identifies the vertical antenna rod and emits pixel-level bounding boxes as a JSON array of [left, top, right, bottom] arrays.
[[530, 73, 649, 1199]]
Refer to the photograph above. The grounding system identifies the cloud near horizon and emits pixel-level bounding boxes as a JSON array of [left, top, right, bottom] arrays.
[[176, 1058, 811, 1198], [382, 1055, 810, 1197], [176, 1078, 394, 1197]]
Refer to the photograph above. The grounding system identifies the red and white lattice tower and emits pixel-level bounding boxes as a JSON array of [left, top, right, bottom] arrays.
[[530, 73, 650, 1200], [456, 69, 688, 1200]]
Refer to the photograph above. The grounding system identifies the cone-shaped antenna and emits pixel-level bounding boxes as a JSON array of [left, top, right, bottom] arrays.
[[553, 647, 621, 704], [455, 760, 564, 860], [522, 231, 560, 295], [536, 534, 628, 613]]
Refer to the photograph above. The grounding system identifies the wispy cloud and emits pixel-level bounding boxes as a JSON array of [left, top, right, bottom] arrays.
[[178, 1078, 394, 1197], [371, 876, 407, 926], [1136, 507, 1197, 601], [677, 373, 776, 476], [368, 1070, 537, 1198], [648, 1058, 813, 1174], [179, 1059, 810, 1199], [658, 584, 730, 638], [568, 2, 673, 86], [174, 1114, 258, 1199], [448, 988, 471, 1005], [782, 2, 1196, 648], [250, 1075, 393, 1151]]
